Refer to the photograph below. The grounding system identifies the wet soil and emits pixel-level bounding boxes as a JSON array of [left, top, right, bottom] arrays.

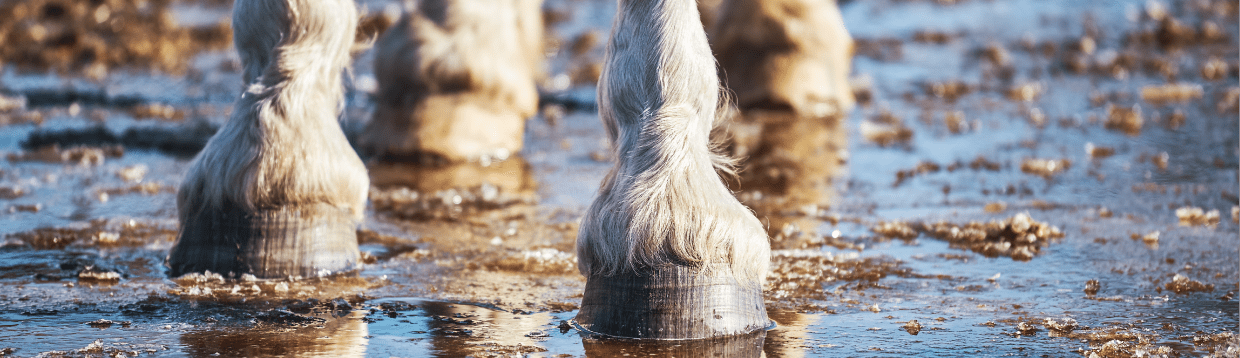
[[0, 0, 1236, 357]]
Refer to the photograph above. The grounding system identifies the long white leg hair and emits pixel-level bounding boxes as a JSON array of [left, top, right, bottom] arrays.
[[169, 0, 368, 278], [576, 0, 769, 285], [178, 0, 368, 221]]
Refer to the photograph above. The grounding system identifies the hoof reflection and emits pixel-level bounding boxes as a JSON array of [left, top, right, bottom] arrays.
[[368, 157, 534, 194], [763, 310, 823, 358], [581, 330, 766, 358], [179, 310, 368, 357]]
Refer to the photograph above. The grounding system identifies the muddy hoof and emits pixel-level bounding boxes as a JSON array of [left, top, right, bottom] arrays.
[[168, 203, 360, 279], [574, 263, 770, 340]]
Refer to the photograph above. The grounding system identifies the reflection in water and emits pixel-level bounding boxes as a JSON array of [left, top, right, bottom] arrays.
[[581, 330, 766, 358], [763, 310, 822, 358], [416, 300, 550, 357], [179, 310, 369, 357], [728, 110, 847, 237], [368, 157, 535, 193], [177, 299, 558, 358]]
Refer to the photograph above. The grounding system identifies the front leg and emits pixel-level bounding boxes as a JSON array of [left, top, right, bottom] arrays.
[[168, 0, 368, 279]]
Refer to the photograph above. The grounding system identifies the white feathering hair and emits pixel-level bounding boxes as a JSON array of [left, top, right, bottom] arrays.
[[576, 0, 770, 284], [178, 0, 369, 220]]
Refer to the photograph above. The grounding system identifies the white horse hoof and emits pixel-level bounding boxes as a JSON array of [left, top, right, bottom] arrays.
[[575, 263, 770, 339], [169, 203, 360, 279]]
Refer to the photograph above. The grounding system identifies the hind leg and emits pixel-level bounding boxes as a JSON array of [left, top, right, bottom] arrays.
[[708, 0, 854, 117], [360, 0, 543, 164]]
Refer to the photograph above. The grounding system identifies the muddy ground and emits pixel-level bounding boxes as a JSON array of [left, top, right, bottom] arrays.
[[0, 0, 1237, 357]]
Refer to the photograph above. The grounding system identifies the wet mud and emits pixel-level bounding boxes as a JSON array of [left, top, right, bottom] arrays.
[[0, 0, 1236, 356]]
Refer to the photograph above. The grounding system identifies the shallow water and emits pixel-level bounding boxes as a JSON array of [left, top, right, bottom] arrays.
[[0, 0, 1236, 356]]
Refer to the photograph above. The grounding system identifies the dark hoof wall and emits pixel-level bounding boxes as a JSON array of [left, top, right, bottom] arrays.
[[168, 204, 360, 279], [574, 263, 770, 340]]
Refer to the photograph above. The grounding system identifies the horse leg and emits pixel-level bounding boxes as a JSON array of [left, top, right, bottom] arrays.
[[169, 0, 368, 279], [360, 0, 543, 164], [574, 0, 772, 339], [708, 0, 854, 117]]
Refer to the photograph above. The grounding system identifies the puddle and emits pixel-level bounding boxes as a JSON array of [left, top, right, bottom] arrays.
[[0, 0, 1236, 356]]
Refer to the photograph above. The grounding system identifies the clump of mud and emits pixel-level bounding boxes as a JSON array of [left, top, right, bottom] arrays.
[[0, 0, 232, 77], [1084, 279, 1101, 296], [1043, 317, 1079, 336], [1133, 231, 1161, 248], [1103, 104, 1143, 136], [891, 157, 1004, 186], [901, 213, 1064, 261], [94, 165, 174, 200], [2, 218, 175, 250], [766, 250, 912, 302], [0, 94, 42, 127], [484, 248, 577, 274], [85, 319, 130, 328], [1082, 339, 1174, 358], [1193, 332, 1239, 355], [77, 265, 121, 281], [923, 80, 972, 102], [870, 221, 919, 240], [1126, 1, 1235, 51], [35, 339, 167, 358], [12, 256, 125, 283], [892, 161, 941, 187], [1014, 321, 1039, 336], [1026, 323, 1175, 358], [859, 111, 913, 147], [1085, 142, 1115, 159], [870, 214, 1063, 260], [97, 181, 174, 199], [6, 144, 123, 166], [1140, 83, 1204, 104], [1020, 158, 1071, 178], [1162, 274, 1214, 294], [1175, 206, 1221, 226], [369, 185, 535, 221], [1007, 82, 1043, 102], [130, 103, 185, 121], [169, 271, 380, 301], [902, 320, 923, 335]]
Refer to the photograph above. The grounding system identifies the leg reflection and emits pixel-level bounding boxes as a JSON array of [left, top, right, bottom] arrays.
[[416, 300, 551, 357], [179, 310, 368, 357], [762, 309, 822, 358]]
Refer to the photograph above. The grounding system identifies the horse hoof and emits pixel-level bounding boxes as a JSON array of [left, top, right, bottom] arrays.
[[574, 263, 770, 340], [168, 203, 360, 279]]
